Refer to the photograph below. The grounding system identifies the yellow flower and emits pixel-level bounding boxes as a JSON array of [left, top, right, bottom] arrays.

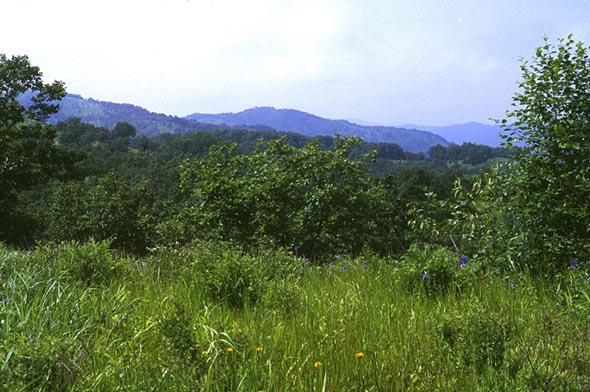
[[226, 347, 234, 353], [314, 361, 322, 368], [195, 343, 201, 349], [355, 352, 365, 359], [256, 346, 263, 353]]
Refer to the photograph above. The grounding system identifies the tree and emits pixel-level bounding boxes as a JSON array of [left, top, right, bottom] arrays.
[[179, 136, 386, 257], [500, 35, 590, 271], [0, 54, 67, 243], [47, 172, 161, 253]]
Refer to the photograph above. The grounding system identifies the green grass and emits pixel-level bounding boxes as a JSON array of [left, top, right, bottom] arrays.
[[1, 242, 589, 391]]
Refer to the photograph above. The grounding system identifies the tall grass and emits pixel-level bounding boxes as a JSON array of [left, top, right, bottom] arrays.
[[1, 241, 589, 390]]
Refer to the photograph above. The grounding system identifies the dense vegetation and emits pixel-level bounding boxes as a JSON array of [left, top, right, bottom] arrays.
[[1, 35, 589, 390]]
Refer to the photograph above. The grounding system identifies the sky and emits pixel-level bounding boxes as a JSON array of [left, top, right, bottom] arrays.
[[2, 0, 590, 126]]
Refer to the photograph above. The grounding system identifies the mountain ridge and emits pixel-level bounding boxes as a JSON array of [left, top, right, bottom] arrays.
[[185, 106, 450, 153], [33, 94, 502, 153]]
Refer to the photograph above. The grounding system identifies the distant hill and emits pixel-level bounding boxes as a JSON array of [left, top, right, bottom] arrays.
[[185, 107, 450, 153], [23, 94, 451, 153], [400, 122, 506, 147], [46, 94, 232, 137]]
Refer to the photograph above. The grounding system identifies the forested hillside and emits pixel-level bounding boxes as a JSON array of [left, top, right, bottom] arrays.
[[33, 93, 452, 153], [186, 106, 451, 153]]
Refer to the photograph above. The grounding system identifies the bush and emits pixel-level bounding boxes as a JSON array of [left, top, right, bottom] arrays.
[[31, 240, 128, 286], [397, 244, 478, 294], [185, 243, 278, 308], [438, 305, 512, 372]]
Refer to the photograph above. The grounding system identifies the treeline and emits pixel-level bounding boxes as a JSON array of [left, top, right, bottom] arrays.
[[8, 115, 482, 257]]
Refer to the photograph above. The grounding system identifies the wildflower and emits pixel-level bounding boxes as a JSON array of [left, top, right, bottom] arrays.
[[510, 282, 515, 288], [355, 352, 365, 359], [301, 253, 308, 259], [460, 257, 467, 266], [422, 272, 428, 280], [340, 265, 347, 271], [335, 253, 342, 259], [195, 343, 201, 349], [226, 347, 234, 353], [314, 361, 322, 368], [288, 251, 295, 256], [1, 298, 8, 305], [118, 369, 125, 377], [586, 274, 590, 281], [293, 245, 299, 251], [329, 262, 334, 267], [363, 263, 369, 270], [571, 260, 578, 269], [256, 346, 263, 353]]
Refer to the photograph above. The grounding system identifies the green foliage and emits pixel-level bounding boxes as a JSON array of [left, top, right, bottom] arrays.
[[2, 332, 82, 391], [407, 166, 517, 272], [0, 54, 70, 244], [3, 243, 590, 390], [47, 173, 161, 253], [429, 142, 510, 165], [500, 35, 590, 271], [31, 240, 128, 286], [398, 244, 478, 294], [438, 304, 512, 372], [180, 136, 386, 257], [196, 246, 269, 308]]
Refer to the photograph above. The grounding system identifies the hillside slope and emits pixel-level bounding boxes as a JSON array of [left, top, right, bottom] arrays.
[[186, 107, 450, 153]]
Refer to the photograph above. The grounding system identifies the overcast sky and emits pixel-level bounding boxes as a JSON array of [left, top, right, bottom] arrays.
[[2, 0, 590, 126]]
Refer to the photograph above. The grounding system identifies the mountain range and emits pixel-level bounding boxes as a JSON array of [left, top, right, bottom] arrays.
[[41, 94, 504, 153]]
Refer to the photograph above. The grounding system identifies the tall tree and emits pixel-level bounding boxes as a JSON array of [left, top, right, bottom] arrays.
[[500, 35, 590, 271], [0, 54, 66, 243]]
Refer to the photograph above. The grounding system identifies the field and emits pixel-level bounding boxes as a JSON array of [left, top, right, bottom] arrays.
[[1, 241, 589, 391]]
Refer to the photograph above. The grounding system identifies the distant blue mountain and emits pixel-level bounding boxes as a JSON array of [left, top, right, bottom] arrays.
[[400, 122, 507, 147], [185, 107, 450, 153], [24, 94, 474, 153]]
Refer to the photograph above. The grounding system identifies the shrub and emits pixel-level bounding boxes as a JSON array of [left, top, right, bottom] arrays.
[[397, 244, 478, 294], [31, 240, 128, 286]]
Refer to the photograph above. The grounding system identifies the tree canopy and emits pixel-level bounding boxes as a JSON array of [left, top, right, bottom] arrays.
[[0, 54, 67, 242], [500, 35, 590, 270]]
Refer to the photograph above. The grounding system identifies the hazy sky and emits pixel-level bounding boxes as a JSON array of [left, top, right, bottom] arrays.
[[2, 0, 590, 126]]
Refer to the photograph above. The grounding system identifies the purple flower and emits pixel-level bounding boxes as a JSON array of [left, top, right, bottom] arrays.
[[118, 369, 125, 377], [422, 272, 428, 280], [301, 253, 308, 259], [340, 265, 347, 271], [329, 262, 334, 267], [293, 245, 299, 251], [585, 274, 589, 281], [363, 263, 369, 270], [571, 260, 578, 269], [1, 298, 7, 305], [460, 257, 467, 266], [335, 253, 342, 259], [510, 282, 515, 289]]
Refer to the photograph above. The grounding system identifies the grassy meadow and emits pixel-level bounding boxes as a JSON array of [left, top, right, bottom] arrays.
[[1, 241, 590, 391]]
